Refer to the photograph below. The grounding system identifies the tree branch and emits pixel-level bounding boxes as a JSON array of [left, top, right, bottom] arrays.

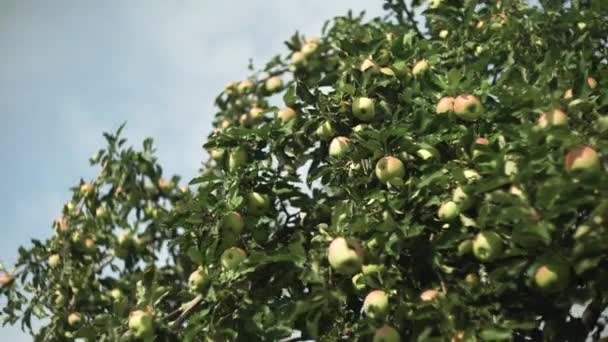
[[398, 0, 424, 39], [169, 294, 204, 329]]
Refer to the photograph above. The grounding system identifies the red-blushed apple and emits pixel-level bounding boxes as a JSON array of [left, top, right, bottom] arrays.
[[221, 247, 247, 270], [222, 211, 245, 234], [352, 97, 376, 121], [412, 59, 430, 76], [438, 201, 459, 222], [453, 94, 483, 121], [373, 325, 401, 342], [209, 148, 225, 161], [128, 310, 154, 339], [329, 136, 352, 158], [564, 146, 601, 171], [475, 137, 489, 145], [472, 231, 504, 263], [587, 77, 597, 89], [49, 254, 61, 268], [420, 289, 441, 302], [533, 262, 571, 293], [537, 109, 568, 128], [265, 76, 283, 93], [247, 192, 270, 215], [228, 147, 248, 171], [277, 107, 297, 123], [316, 121, 335, 140], [188, 267, 210, 293], [327, 237, 364, 275], [237, 79, 254, 93], [436, 96, 454, 114], [362, 290, 389, 319], [80, 182, 95, 197], [452, 187, 472, 210], [67, 312, 82, 327], [0, 272, 15, 287], [375, 156, 405, 184], [563, 88, 573, 100]]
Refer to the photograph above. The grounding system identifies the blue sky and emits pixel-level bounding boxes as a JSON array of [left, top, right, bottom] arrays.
[[0, 1, 382, 339]]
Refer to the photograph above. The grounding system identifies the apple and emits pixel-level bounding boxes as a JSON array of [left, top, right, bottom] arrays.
[[67, 312, 82, 327], [329, 136, 352, 158], [110, 288, 124, 302], [316, 121, 335, 140], [228, 147, 248, 171], [597, 116, 608, 133], [373, 325, 401, 342], [472, 231, 504, 263], [537, 109, 568, 128], [128, 310, 154, 339], [327, 237, 364, 275], [412, 59, 430, 76], [533, 262, 571, 293], [476, 21, 485, 30], [224, 81, 238, 95], [49, 254, 61, 268], [490, 13, 508, 30], [587, 77, 597, 89], [209, 148, 225, 161], [301, 41, 319, 56], [277, 107, 297, 123], [453, 94, 483, 121], [220, 119, 232, 131], [247, 192, 270, 215], [237, 80, 254, 93], [438, 201, 460, 222], [265, 76, 283, 93], [465, 273, 479, 284], [475, 137, 489, 145], [83, 238, 96, 254], [80, 182, 95, 197], [249, 107, 265, 121], [452, 187, 472, 210], [375, 156, 405, 184], [563, 88, 573, 100], [221, 247, 247, 270], [352, 97, 376, 121], [95, 206, 108, 218], [577, 22, 587, 31], [436, 96, 454, 114], [158, 178, 172, 191], [188, 267, 210, 293], [451, 331, 465, 342], [291, 51, 306, 65], [564, 146, 600, 171], [360, 58, 376, 72], [0, 272, 15, 287], [363, 290, 389, 319], [56, 216, 70, 234], [420, 289, 441, 302], [223, 211, 245, 234]]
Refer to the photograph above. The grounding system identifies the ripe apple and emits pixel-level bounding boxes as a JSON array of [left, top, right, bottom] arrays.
[[249, 107, 265, 121], [452, 187, 472, 210], [362, 290, 389, 319], [221, 247, 247, 270], [247, 192, 270, 215], [537, 109, 568, 128], [472, 231, 504, 263], [301, 41, 319, 56], [277, 107, 297, 123], [237, 80, 254, 93], [95, 206, 108, 218], [373, 325, 401, 342], [565, 146, 600, 171], [329, 136, 352, 158], [438, 201, 460, 222], [0, 272, 15, 287], [352, 97, 376, 121], [222, 211, 245, 234], [209, 148, 225, 161], [436, 96, 454, 114], [412, 59, 430, 76], [291, 51, 306, 65], [265, 76, 283, 93], [375, 156, 405, 184], [420, 289, 441, 302], [128, 310, 154, 339], [327, 237, 364, 275], [49, 254, 61, 268], [316, 121, 335, 140], [67, 312, 82, 327], [453, 94, 483, 121], [587, 77, 597, 89], [188, 267, 210, 293], [80, 182, 95, 197], [228, 147, 248, 171], [533, 262, 571, 293]]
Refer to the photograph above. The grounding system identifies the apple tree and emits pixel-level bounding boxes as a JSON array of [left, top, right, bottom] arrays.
[[2, 1, 608, 341]]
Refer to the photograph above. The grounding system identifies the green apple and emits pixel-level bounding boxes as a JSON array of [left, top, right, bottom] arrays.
[[277, 107, 297, 123], [80, 182, 95, 197], [439, 30, 449, 39], [228, 147, 248, 171], [537, 109, 568, 128], [67, 312, 82, 327], [438, 201, 460, 221], [247, 192, 270, 215], [596, 116, 608, 133], [375, 156, 405, 184], [329, 136, 351, 158], [316, 121, 335, 140], [188, 267, 210, 293], [453, 94, 483, 121], [452, 187, 472, 210], [564, 146, 600, 171], [464, 273, 479, 284], [327, 237, 364, 275], [420, 289, 441, 302], [436, 96, 454, 114], [128, 310, 154, 339], [533, 262, 571, 293], [249, 107, 265, 121], [472, 231, 504, 263], [221, 247, 247, 270], [362, 290, 389, 319], [373, 325, 401, 342], [412, 59, 430, 76], [83, 238, 96, 254], [0, 272, 15, 287], [49, 254, 61, 268], [352, 97, 376, 121], [222, 211, 245, 234], [237, 80, 254, 93], [209, 148, 225, 161], [265, 76, 283, 93]]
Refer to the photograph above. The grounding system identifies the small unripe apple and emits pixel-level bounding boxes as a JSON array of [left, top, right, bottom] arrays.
[[453, 94, 483, 121], [209, 148, 225, 161], [587, 77, 597, 89], [49, 254, 61, 268], [537, 109, 567, 128], [188, 268, 210, 293], [439, 30, 449, 39], [249, 107, 265, 121], [412, 59, 430, 76], [237, 80, 254, 93], [362, 290, 389, 319], [221, 247, 247, 270], [291, 51, 306, 65], [265, 76, 283, 93], [563, 88, 573, 100], [329, 136, 352, 158], [80, 182, 95, 197], [472, 231, 504, 263], [316, 121, 335, 140], [420, 289, 441, 302], [373, 325, 401, 342], [247, 192, 270, 215], [128, 310, 154, 339], [223, 211, 245, 234], [0, 272, 15, 287], [452, 187, 472, 210], [436, 96, 454, 114], [277, 107, 297, 123], [352, 97, 376, 121], [438, 201, 460, 222], [301, 41, 319, 56], [360, 58, 376, 72], [533, 262, 571, 293], [67, 312, 82, 327], [117, 231, 134, 248], [228, 147, 248, 171], [564, 146, 600, 171], [327, 237, 364, 275], [375, 156, 405, 184]]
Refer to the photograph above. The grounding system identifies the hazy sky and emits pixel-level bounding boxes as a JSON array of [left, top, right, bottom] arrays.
[[0, 1, 383, 339]]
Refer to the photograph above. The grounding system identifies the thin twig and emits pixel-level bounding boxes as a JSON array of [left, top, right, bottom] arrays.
[[169, 294, 204, 329], [399, 0, 424, 39]]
